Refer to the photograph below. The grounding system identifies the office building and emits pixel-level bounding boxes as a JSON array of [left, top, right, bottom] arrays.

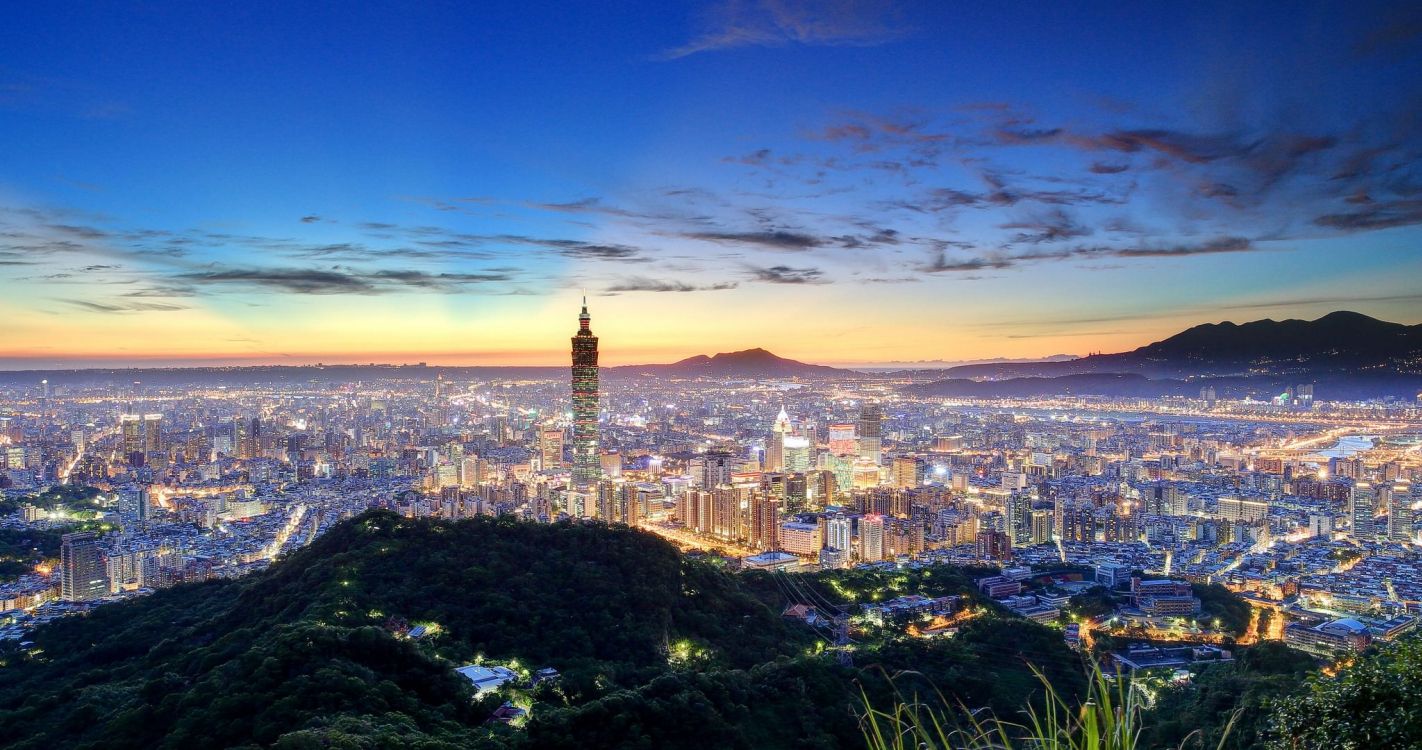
[[857, 402, 882, 465], [570, 297, 600, 490], [61, 532, 108, 602]]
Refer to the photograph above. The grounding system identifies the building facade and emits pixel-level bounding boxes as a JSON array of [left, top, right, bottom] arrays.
[[570, 298, 600, 490]]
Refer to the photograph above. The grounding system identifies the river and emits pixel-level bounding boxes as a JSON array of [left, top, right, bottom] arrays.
[[1316, 434, 1377, 459]]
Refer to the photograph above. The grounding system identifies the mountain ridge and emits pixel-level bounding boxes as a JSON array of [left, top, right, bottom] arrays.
[[941, 311, 1422, 379], [612, 347, 854, 378]]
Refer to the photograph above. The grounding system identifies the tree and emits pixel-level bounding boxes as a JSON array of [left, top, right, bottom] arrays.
[[1267, 638, 1422, 750]]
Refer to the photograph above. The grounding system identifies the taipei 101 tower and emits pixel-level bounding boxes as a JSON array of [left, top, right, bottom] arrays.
[[570, 296, 601, 490]]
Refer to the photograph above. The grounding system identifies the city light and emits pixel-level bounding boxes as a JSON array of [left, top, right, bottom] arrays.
[[0, 5, 1419, 747]]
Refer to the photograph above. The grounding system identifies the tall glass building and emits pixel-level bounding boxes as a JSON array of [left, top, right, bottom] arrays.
[[570, 298, 600, 490]]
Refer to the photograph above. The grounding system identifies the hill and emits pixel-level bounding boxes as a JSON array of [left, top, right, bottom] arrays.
[[943, 311, 1422, 379], [900, 371, 1422, 401], [612, 348, 855, 379], [0, 511, 1084, 749]]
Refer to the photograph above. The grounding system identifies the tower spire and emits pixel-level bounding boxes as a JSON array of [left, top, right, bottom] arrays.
[[571, 294, 600, 490]]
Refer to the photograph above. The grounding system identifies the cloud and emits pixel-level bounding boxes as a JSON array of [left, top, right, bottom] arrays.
[[900, 179, 1120, 212], [921, 236, 1263, 273], [724, 148, 774, 166], [993, 127, 1063, 144], [516, 237, 643, 260], [1089, 162, 1129, 174], [59, 299, 187, 313], [1354, 7, 1422, 56], [833, 226, 901, 248], [660, 0, 909, 59], [747, 264, 825, 283], [176, 267, 380, 294], [1313, 199, 1422, 231], [47, 223, 111, 240], [367, 270, 514, 290], [1075, 129, 1257, 164], [1001, 209, 1092, 244], [682, 229, 823, 250], [527, 197, 641, 218], [922, 252, 1012, 273], [305, 222, 646, 261], [121, 284, 198, 298], [173, 266, 520, 295], [1105, 236, 1256, 258], [604, 277, 739, 293]]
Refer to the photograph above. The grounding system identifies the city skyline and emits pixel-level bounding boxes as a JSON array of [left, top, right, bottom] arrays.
[[6, 4, 1422, 748], [4, 1, 1422, 369]]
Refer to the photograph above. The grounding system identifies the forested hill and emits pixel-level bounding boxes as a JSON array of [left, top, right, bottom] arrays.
[[0, 511, 1085, 749]]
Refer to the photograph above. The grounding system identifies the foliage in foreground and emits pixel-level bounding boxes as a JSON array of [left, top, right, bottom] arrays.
[[864, 635, 1422, 750], [1266, 637, 1422, 750], [862, 661, 1237, 750], [1140, 642, 1316, 750]]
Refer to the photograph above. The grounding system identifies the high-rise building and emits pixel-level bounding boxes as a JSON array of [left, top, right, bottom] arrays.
[[975, 529, 1013, 561], [1387, 483, 1412, 542], [538, 426, 565, 470], [1007, 492, 1033, 545], [857, 402, 882, 465], [1351, 482, 1376, 539], [1030, 509, 1054, 545], [600, 451, 622, 479], [1218, 496, 1268, 523], [825, 514, 852, 552], [1145, 481, 1181, 516], [859, 514, 885, 562], [142, 413, 163, 454], [750, 494, 781, 551], [460, 456, 482, 488], [765, 406, 791, 472], [828, 424, 857, 455], [782, 436, 811, 473], [693, 451, 736, 489], [890, 456, 919, 488], [120, 414, 143, 464], [235, 416, 260, 460], [61, 532, 108, 602], [570, 298, 601, 490]]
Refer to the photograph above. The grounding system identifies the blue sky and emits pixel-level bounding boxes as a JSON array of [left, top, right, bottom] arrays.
[[2, 1, 1420, 367]]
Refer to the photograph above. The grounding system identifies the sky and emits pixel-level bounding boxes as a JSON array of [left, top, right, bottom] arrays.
[[2, 1, 1421, 369]]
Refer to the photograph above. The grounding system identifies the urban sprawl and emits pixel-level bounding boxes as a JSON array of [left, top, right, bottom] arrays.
[[3, 303, 1422, 674]]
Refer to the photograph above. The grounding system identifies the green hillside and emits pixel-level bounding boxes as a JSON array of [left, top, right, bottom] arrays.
[[0, 511, 1085, 749]]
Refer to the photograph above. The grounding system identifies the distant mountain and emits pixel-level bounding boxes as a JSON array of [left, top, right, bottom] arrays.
[[612, 348, 855, 379], [901, 372, 1422, 401], [944, 311, 1422, 379], [849, 354, 1078, 372]]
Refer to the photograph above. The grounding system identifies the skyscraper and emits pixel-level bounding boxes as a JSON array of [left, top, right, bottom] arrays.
[[858, 402, 882, 465], [860, 514, 885, 562], [120, 414, 143, 464], [766, 406, 791, 472], [61, 532, 108, 602], [1351, 482, 1376, 539], [1387, 483, 1413, 542], [570, 297, 600, 490], [142, 413, 163, 454], [235, 415, 260, 460], [538, 426, 565, 470]]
